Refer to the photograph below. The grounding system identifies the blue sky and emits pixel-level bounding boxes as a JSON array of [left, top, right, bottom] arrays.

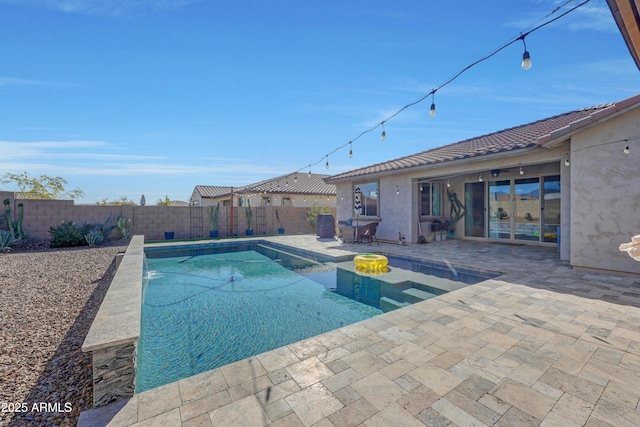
[[1, 0, 638, 204]]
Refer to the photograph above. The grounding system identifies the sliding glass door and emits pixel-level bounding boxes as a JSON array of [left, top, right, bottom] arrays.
[[464, 182, 485, 237], [488, 180, 511, 239], [513, 178, 540, 241]]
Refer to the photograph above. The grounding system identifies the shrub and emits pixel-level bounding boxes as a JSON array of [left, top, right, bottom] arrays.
[[49, 221, 94, 248], [85, 229, 104, 246], [1, 230, 14, 252]]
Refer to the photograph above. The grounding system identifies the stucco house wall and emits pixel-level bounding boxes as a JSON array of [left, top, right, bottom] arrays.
[[569, 107, 640, 274]]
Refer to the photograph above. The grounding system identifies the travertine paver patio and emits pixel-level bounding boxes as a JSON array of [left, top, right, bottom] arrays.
[[80, 236, 640, 426]]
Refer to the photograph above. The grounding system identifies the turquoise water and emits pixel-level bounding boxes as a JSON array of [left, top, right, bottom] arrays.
[[136, 249, 382, 392]]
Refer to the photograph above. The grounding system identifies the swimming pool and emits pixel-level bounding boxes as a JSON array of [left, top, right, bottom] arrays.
[[137, 242, 497, 392]]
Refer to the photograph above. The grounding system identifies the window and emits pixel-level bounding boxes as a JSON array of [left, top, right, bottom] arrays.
[[262, 197, 271, 206], [354, 182, 378, 217], [419, 182, 442, 217], [282, 197, 291, 206]]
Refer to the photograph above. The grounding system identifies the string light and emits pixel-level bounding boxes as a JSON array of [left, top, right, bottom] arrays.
[[564, 154, 570, 167], [273, 0, 592, 187], [479, 173, 483, 182], [519, 165, 525, 175], [429, 92, 436, 118], [520, 35, 532, 70], [419, 182, 423, 192], [325, 155, 329, 169], [447, 179, 451, 188], [294, 173, 297, 183], [396, 185, 400, 195], [349, 141, 353, 158], [624, 145, 630, 155]]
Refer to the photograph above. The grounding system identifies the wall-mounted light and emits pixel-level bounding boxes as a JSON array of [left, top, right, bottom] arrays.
[[490, 169, 500, 178]]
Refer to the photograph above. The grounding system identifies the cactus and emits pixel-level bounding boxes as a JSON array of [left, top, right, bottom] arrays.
[[245, 199, 253, 231], [116, 216, 133, 239], [209, 202, 219, 232], [3, 199, 25, 241]]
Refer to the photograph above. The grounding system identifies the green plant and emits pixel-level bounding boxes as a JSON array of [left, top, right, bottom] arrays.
[[97, 215, 116, 239], [4, 199, 25, 241], [116, 216, 133, 239], [0, 230, 14, 252], [49, 221, 93, 248], [307, 202, 331, 229], [245, 199, 253, 230], [85, 229, 104, 246], [209, 202, 220, 232]]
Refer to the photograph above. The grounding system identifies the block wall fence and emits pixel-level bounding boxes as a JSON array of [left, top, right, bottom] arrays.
[[0, 192, 336, 241]]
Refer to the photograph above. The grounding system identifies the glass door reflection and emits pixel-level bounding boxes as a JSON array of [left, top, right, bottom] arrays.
[[514, 178, 540, 241], [488, 180, 511, 239]]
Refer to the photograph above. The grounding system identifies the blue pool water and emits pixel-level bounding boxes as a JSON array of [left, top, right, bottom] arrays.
[[137, 242, 497, 392]]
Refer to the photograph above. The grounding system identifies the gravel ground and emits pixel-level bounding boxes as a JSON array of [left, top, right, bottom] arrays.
[[0, 239, 128, 427]]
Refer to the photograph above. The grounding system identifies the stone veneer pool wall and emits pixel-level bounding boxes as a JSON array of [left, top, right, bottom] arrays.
[[82, 235, 144, 407]]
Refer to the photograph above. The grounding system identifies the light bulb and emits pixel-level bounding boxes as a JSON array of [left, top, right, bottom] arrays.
[[519, 166, 524, 175], [522, 51, 532, 70], [564, 156, 570, 167], [396, 186, 400, 195], [349, 142, 353, 158], [308, 170, 311, 177], [325, 160, 329, 169], [447, 179, 451, 188], [479, 174, 483, 182], [381, 130, 386, 141], [419, 183, 423, 192], [429, 103, 436, 117], [624, 145, 630, 155]]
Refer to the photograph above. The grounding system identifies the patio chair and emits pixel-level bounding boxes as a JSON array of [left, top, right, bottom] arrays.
[[336, 220, 348, 240], [356, 222, 379, 245]]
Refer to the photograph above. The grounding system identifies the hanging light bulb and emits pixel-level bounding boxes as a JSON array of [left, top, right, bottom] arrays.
[[396, 185, 400, 195], [294, 173, 297, 183], [285, 180, 289, 187], [308, 168, 312, 177], [520, 35, 532, 70], [340, 192, 344, 201], [419, 182, 423, 192], [325, 156, 329, 169], [519, 165, 524, 175], [349, 142, 353, 159], [564, 154, 570, 167], [429, 92, 436, 118], [447, 179, 451, 188], [478, 173, 483, 182], [624, 145, 630, 155], [381, 122, 386, 141]]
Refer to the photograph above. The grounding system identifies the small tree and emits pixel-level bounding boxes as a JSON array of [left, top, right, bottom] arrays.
[[1, 172, 84, 200]]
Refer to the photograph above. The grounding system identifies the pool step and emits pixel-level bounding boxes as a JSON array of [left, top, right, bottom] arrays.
[[402, 287, 438, 302], [380, 297, 410, 312]]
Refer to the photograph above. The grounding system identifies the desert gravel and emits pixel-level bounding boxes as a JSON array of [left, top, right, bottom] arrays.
[[0, 239, 128, 427]]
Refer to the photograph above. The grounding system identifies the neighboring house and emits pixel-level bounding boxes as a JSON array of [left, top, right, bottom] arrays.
[[325, 94, 640, 276], [191, 173, 336, 208]]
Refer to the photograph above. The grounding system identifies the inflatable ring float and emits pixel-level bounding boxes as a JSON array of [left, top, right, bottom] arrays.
[[354, 254, 389, 273]]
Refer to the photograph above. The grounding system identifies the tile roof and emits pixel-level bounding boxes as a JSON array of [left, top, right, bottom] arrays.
[[325, 94, 640, 183], [195, 173, 336, 199]]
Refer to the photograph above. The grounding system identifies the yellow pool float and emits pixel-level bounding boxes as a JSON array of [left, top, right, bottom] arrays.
[[354, 254, 389, 273]]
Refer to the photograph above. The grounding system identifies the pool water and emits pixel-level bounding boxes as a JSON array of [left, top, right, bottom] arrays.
[[137, 242, 497, 392]]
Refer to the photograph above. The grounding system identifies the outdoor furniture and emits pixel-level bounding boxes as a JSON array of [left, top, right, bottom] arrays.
[[356, 222, 379, 245], [336, 220, 348, 240]]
